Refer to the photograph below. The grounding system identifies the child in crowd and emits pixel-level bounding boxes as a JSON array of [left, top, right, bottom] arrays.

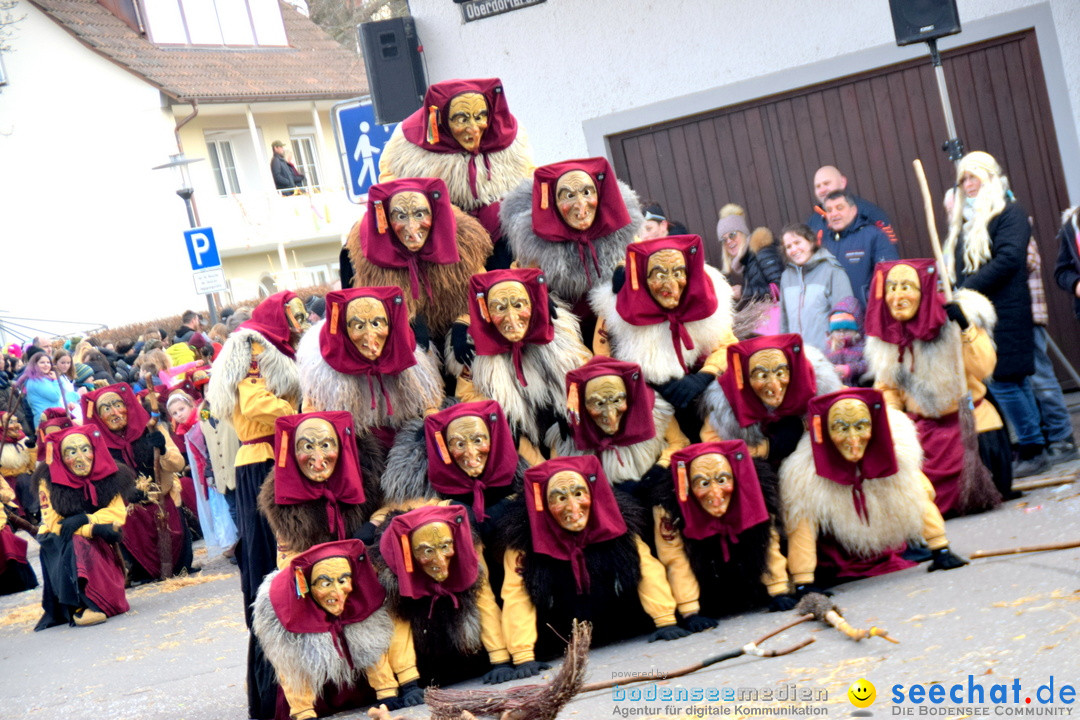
[[825, 296, 867, 386]]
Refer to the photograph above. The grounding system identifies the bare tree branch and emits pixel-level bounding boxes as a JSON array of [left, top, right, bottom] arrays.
[[307, 0, 409, 51]]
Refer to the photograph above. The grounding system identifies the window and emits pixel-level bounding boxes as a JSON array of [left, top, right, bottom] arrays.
[[206, 140, 241, 196], [289, 135, 321, 191], [142, 0, 288, 47]]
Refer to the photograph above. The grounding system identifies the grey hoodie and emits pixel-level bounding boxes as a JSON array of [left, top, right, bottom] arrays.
[[779, 247, 854, 352]]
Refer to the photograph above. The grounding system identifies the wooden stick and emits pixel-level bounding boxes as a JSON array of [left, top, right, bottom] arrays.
[[1012, 473, 1079, 492], [969, 540, 1080, 559], [912, 158, 953, 302]]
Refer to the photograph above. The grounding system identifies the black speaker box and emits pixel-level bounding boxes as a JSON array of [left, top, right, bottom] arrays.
[[358, 17, 427, 125], [889, 0, 961, 46]]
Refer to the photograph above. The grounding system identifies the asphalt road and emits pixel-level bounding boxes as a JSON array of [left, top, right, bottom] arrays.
[[2, 460, 1077, 720]]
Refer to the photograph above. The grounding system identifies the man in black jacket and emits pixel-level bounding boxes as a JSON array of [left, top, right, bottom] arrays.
[[1055, 205, 1080, 321], [270, 140, 297, 196]]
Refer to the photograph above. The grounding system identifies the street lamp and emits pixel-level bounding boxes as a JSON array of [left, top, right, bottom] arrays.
[[153, 153, 219, 325]]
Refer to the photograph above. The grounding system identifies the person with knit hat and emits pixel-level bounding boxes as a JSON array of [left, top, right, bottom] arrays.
[[498, 456, 690, 671], [944, 150, 1048, 479], [716, 203, 783, 304], [371, 505, 516, 691], [36, 426, 134, 629], [641, 201, 689, 240], [204, 290, 310, 720], [377, 78, 534, 265], [864, 258, 1010, 512], [777, 222, 855, 352], [778, 388, 967, 589], [825, 296, 868, 386], [649, 440, 795, 621], [251, 539, 409, 718]]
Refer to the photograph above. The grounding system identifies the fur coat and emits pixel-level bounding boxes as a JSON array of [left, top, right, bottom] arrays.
[[551, 397, 677, 483], [43, 464, 135, 520], [205, 327, 300, 432], [865, 288, 996, 418], [590, 265, 736, 385], [501, 179, 643, 306], [344, 206, 493, 339], [379, 126, 533, 213], [1, 439, 35, 478], [252, 572, 393, 697], [297, 320, 444, 438], [779, 407, 926, 557]]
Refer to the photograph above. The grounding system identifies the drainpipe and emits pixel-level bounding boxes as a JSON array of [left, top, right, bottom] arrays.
[[173, 99, 202, 225]]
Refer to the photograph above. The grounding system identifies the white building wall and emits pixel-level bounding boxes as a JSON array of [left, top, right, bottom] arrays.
[[0, 4, 209, 328], [409, 0, 1080, 195]]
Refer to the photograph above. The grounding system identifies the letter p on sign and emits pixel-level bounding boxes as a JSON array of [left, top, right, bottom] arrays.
[[184, 227, 221, 270]]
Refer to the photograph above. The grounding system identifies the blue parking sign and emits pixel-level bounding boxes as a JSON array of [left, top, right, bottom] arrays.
[[184, 227, 220, 270], [332, 98, 399, 204]]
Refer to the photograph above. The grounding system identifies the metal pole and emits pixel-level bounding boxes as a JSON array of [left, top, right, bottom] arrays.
[[928, 39, 964, 164], [180, 191, 219, 326]]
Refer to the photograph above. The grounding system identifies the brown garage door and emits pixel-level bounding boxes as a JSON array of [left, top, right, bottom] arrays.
[[609, 29, 1080, 386]]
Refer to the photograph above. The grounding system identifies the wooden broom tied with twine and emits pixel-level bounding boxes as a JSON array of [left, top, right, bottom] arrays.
[[795, 593, 899, 644]]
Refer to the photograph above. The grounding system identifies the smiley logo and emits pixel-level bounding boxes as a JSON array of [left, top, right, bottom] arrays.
[[848, 679, 876, 708]]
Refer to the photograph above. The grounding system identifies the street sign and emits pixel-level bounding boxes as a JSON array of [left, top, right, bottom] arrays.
[[192, 267, 228, 294], [184, 227, 221, 270], [332, 98, 399, 204]]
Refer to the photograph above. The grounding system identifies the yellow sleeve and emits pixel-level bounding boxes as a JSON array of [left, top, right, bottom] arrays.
[[237, 376, 297, 427], [786, 518, 817, 586], [39, 484, 62, 536], [700, 326, 739, 376], [762, 526, 791, 596], [365, 653, 400, 700], [699, 421, 722, 443], [454, 372, 488, 404], [476, 572, 511, 664], [961, 326, 996, 382], [77, 495, 128, 538], [633, 535, 678, 628], [517, 437, 545, 468], [156, 426, 185, 473], [388, 614, 420, 685], [651, 507, 699, 616], [278, 674, 317, 720], [656, 417, 690, 468], [873, 379, 907, 413], [500, 548, 537, 664], [918, 472, 948, 551], [0, 476, 14, 505]]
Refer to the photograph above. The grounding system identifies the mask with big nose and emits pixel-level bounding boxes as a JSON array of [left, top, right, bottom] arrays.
[[294, 417, 340, 483], [646, 249, 688, 310], [689, 453, 734, 518], [410, 521, 455, 583], [447, 93, 489, 153], [309, 557, 353, 617], [445, 415, 490, 478], [555, 170, 598, 231], [389, 191, 433, 253], [346, 296, 390, 362], [584, 375, 627, 436], [96, 391, 128, 432], [486, 281, 532, 343], [884, 264, 922, 322], [747, 349, 791, 410], [546, 471, 591, 533], [286, 297, 311, 342], [828, 398, 873, 464], [60, 432, 95, 477]]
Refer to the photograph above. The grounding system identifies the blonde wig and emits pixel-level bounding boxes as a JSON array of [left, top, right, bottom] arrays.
[[943, 151, 1009, 281]]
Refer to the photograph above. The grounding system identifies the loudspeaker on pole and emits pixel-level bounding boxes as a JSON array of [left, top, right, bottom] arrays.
[[358, 17, 427, 126], [888, 0, 961, 47]]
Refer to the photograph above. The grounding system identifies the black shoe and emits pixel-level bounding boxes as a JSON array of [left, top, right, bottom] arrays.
[[902, 542, 933, 563], [1046, 440, 1079, 465], [1012, 453, 1050, 479]]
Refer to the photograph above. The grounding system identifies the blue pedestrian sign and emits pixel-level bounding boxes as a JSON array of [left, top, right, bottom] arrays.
[[332, 98, 399, 204], [184, 227, 221, 270]]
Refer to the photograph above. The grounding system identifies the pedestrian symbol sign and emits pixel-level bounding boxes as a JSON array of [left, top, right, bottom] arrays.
[[332, 98, 399, 204]]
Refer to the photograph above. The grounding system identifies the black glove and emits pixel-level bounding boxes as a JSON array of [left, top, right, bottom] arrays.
[[148, 431, 167, 452], [512, 660, 551, 680], [385, 681, 424, 709], [451, 321, 475, 367], [60, 513, 89, 538], [944, 302, 969, 330], [639, 464, 670, 493], [659, 371, 715, 409], [649, 625, 691, 642], [611, 264, 626, 294], [547, 296, 559, 320], [928, 547, 969, 572], [410, 316, 431, 352], [482, 662, 517, 685], [795, 584, 833, 599], [353, 521, 377, 546], [768, 594, 799, 612], [91, 523, 122, 543], [682, 613, 719, 633]]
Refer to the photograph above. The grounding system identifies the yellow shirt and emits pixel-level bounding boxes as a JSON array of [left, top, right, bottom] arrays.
[[233, 364, 297, 467]]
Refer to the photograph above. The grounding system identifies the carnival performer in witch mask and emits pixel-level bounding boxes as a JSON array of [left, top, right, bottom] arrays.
[[779, 388, 967, 594], [499, 157, 642, 351], [371, 505, 516, 692], [455, 268, 590, 467], [702, 333, 843, 471], [375, 78, 533, 267], [253, 539, 417, 717], [864, 258, 1006, 516], [498, 456, 689, 675], [345, 177, 493, 354], [36, 426, 135, 629], [650, 440, 795, 622]]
